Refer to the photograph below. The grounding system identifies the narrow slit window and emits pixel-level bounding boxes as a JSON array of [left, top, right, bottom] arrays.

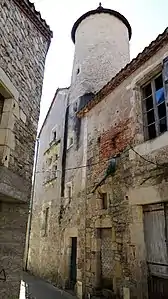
[[101, 193, 108, 210], [43, 207, 49, 237], [68, 186, 72, 199], [53, 131, 57, 140], [65, 182, 72, 201], [67, 133, 74, 149], [0, 94, 4, 123]]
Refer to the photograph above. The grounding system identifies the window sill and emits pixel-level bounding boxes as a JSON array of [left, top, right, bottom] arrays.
[[129, 131, 168, 160]]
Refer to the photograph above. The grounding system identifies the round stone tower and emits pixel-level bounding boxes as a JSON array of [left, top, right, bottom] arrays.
[[70, 3, 132, 103]]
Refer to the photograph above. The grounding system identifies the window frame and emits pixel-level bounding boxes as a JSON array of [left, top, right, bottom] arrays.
[[101, 192, 108, 210], [0, 94, 4, 124], [42, 207, 49, 237], [65, 181, 72, 200], [50, 126, 57, 143], [67, 132, 74, 150], [142, 72, 167, 141]]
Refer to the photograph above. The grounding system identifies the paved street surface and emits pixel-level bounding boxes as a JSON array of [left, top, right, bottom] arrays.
[[20, 272, 77, 299]]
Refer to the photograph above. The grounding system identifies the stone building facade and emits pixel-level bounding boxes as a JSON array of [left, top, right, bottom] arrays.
[[77, 29, 168, 299], [27, 88, 69, 279], [0, 0, 52, 298], [28, 4, 168, 299]]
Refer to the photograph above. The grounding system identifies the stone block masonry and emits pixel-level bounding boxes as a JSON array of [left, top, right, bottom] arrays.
[[0, 0, 52, 298], [0, 0, 51, 199]]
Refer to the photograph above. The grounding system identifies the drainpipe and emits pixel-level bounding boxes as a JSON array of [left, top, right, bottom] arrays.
[[24, 137, 40, 271]]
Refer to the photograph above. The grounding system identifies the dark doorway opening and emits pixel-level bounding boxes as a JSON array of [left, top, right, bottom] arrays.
[[70, 237, 77, 290]]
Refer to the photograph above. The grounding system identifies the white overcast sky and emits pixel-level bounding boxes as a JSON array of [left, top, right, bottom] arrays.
[[33, 0, 168, 131]]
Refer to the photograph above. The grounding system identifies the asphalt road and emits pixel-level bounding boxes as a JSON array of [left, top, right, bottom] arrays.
[[21, 272, 77, 299]]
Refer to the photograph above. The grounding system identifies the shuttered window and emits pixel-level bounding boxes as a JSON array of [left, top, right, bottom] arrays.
[[142, 58, 168, 140], [0, 94, 4, 123]]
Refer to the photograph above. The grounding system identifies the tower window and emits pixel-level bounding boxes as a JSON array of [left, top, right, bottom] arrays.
[[76, 68, 80, 75], [50, 126, 57, 143], [53, 131, 56, 140]]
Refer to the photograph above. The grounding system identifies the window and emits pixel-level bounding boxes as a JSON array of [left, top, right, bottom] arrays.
[[76, 67, 80, 75], [142, 73, 167, 140], [50, 127, 57, 144], [51, 129, 57, 141], [67, 185, 72, 199], [42, 207, 49, 237], [101, 193, 108, 210], [53, 130, 57, 140], [65, 182, 72, 200], [0, 94, 4, 123], [67, 133, 74, 149]]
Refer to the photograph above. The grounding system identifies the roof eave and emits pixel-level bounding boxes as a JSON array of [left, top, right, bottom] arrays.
[[71, 7, 132, 43], [13, 0, 53, 42]]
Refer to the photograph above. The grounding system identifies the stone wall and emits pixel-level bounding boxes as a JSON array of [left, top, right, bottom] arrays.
[[84, 43, 168, 299], [0, 0, 51, 298], [0, 0, 49, 195], [27, 10, 168, 299], [28, 89, 69, 284], [0, 202, 28, 299]]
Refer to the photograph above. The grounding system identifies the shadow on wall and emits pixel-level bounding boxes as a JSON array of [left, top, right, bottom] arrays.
[[74, 92, 94, 149]]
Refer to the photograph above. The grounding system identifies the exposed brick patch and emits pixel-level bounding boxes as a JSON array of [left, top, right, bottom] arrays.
[[100, 119, 133, 161]]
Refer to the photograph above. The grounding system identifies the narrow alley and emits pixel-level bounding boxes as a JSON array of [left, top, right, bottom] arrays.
[[20, 272, 77, 299]]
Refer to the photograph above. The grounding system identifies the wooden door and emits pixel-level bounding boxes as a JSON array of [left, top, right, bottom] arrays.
[[100, 228, 113, 289], [143, 203, 168, 298]]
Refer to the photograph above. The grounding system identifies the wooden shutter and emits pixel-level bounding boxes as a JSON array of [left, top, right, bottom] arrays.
[[162, 57, 168, 128], [143, 204, 168, 278], [0, 94, 4, 122]]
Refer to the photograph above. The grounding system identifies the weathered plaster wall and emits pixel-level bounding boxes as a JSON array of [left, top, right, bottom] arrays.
[[84, 44, 168, 299], [70, 13, 130, 104]]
